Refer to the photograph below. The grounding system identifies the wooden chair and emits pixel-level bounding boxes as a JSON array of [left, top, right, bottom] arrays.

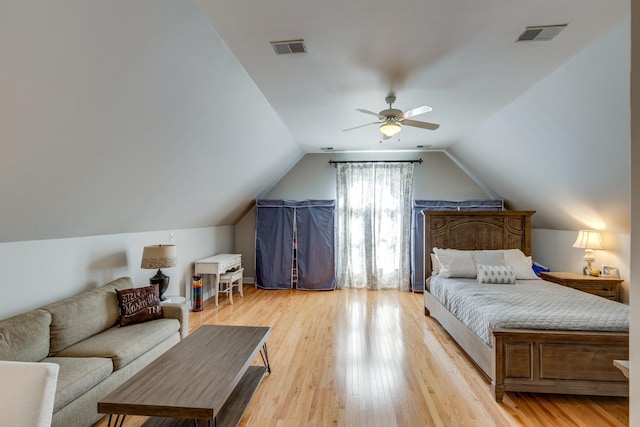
[[218, 268, 244, 304]]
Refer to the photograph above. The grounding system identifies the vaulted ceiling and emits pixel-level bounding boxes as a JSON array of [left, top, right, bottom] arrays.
[[0, 0, 631, 242], [197, 0, 628, 153]]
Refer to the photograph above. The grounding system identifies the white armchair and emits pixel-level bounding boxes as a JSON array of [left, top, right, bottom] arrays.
[[0, 361, 59, 427]]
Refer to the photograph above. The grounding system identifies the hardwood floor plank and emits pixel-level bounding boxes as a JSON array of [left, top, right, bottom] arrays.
[[94, 286, 628, 427]]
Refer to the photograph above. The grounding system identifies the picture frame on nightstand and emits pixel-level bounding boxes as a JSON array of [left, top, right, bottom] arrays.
[[602, 266, 620, 278]]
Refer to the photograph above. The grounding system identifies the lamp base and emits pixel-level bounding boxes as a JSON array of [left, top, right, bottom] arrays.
[[582, 249, 595, 276], [149, 269, 170, 301]]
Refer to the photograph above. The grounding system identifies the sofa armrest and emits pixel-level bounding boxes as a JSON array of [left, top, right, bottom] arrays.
[[0, 361, 59, 427], [161, 303, 189, 339]]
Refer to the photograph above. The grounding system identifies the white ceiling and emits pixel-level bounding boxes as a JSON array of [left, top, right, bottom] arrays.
[[0, 0, 631, 243], [196, 0, 628, 152]]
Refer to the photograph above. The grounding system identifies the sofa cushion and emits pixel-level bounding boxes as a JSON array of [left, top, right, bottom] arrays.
[[43, 356, 113, 412], [44, 277, 133, 355], [0, 309, 51, 362], [55, 318, 180, 369]]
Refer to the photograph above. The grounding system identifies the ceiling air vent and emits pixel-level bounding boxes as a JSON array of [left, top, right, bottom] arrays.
[[271, 39, 306, 55], [516, 24, 567, 42]]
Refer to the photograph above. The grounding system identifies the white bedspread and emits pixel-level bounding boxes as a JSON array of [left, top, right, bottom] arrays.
[[428, 276, 629, 347]]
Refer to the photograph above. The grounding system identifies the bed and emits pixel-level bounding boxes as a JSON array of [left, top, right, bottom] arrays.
[[422, 210, 629, 401]]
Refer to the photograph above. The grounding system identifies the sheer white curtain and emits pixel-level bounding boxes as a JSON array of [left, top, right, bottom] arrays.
[[336, 162, 414, 290]]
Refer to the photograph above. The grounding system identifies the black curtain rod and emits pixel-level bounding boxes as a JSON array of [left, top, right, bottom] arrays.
[[328, 158, 422, 166]]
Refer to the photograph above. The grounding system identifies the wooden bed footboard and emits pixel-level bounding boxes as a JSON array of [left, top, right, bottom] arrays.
[[492, 329, 629, 401], [425, 288, 630, 402]]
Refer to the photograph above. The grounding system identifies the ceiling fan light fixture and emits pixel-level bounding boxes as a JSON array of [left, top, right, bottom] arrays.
[[380, 120, 401, 137]]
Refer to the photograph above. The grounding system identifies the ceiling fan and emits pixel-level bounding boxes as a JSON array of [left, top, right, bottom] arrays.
[[344, 94, 439, 139]]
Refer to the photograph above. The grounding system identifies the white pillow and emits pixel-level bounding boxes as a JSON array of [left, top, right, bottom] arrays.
[[503, 249, 540, 280], [430, 254, 440, 275], [432, 248, 476, 278], [471, 250, 505, 268], [477, 265, 516, 284]]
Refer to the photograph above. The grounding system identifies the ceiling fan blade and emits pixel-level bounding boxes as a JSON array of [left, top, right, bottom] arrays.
[[342, 121, 380, 132], [400, 105, 433, 119], [402, 119, 440, 130], [356, 109, 385, 120]]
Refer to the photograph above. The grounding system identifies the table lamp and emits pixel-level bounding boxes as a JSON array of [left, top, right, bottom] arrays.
[[572, 230, 604, 275], [141, 244, 177, 301]]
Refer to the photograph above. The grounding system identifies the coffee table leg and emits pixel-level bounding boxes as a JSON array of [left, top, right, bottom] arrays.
[[260, 343, 271, 374], [107, 413, 126, 427]]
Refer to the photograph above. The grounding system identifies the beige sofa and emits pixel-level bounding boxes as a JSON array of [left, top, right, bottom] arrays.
[[0, 277, 189, 427]]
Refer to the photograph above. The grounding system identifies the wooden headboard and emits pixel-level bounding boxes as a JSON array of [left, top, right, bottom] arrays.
[[422, 210, 535, 281]]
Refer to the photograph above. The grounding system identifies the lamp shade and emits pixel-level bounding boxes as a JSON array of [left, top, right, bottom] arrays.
[[380, 120, 401, 137], [572, 230, 604, 250], [141, 244, 177, 269]]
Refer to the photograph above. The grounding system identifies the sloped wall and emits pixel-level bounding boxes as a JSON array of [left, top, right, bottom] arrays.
[[0, 0, 303, 243], [449, 20, 630, 233]]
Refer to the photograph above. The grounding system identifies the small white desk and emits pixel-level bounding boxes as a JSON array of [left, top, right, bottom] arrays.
[[194, 254, 242, 306]]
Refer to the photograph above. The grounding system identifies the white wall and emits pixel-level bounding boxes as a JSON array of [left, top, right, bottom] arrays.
[[263, 151, 493, 201], [0, 226, 233, 320], [629, 1, 638, 422], [234, 208, 257, 283]]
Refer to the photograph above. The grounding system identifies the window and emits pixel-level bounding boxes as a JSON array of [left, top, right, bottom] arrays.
[[336, 162, 414, 290]]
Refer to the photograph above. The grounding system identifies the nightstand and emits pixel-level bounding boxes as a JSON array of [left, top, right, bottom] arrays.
[[162, 296, 186, 304], [539, 271, 622, 301]]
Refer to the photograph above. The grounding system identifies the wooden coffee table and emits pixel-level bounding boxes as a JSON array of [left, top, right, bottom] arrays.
[[98, 325, 271, 427]]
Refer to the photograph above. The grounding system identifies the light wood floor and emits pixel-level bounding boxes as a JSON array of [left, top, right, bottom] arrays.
[[94, 286, 629, 427]]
